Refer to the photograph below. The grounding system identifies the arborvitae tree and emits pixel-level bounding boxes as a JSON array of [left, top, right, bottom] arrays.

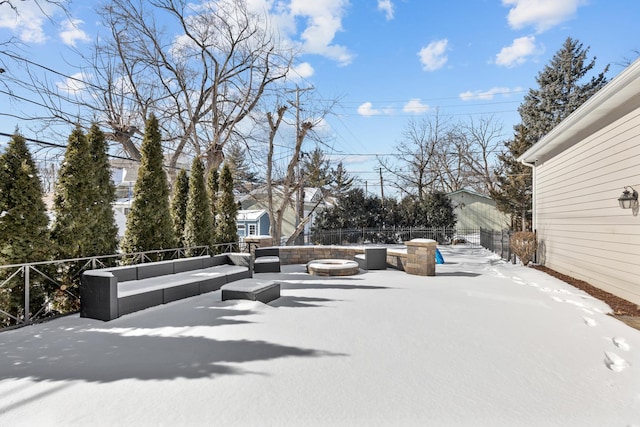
[[183, 158, 214, 252], [121, 114, 176, 256], [0, 133, 51, 264], [494, 37, 609, 230], [207, 168, 219, 232], [519, 37, 609, 147], [51, 126, 95, 259], [87, 123, 118, 256], [214, 163, 238, 249], [491, 125, 532, 230], [225, 140, 258, 192], [170, 169, 189, 247], [0, 133, 52, 324]]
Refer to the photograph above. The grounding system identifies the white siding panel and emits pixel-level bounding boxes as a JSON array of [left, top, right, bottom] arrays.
[[534, 109, 640, 306]]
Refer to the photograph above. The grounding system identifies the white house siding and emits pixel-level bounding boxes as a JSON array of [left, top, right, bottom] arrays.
[[532, 108, 640, 306]]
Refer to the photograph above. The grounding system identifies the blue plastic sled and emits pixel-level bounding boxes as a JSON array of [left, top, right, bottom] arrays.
[[435, 248, 444, 264]]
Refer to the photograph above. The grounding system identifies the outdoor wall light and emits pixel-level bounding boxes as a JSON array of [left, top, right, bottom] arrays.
[[618, 186, 638, 209]]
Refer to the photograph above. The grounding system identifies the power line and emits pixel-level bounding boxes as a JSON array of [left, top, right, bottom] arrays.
[[0, 132, 188, 170]]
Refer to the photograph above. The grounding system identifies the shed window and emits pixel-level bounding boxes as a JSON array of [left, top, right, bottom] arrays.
[[249, 224, 256, 235]]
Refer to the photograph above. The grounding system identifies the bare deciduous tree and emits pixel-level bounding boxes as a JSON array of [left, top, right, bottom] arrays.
[[379, 113, 451, 199], [381, 113, 504, 197], [18, 0, 294, 170], [457, 115, 503, 194]]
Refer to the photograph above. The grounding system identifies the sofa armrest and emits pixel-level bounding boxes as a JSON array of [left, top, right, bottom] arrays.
[[81, 270, 119, 321]]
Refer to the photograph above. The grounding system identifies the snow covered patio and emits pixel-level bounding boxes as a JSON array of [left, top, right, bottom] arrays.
[[0, 245, 639, 426]]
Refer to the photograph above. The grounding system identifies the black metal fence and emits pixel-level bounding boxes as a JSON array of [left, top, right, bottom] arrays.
[[308, 227, 482, 246], [480, 228, 513, 261], [0, 243, 244, 331]]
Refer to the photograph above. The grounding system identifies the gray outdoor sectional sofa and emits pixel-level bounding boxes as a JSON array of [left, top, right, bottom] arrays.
[[80, 253, 252, 321]]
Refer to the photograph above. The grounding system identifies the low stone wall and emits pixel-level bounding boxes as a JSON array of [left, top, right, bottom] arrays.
[[278, 246, 362, 265], [249, 243, 433, 275], [276, 245, 410, 273]]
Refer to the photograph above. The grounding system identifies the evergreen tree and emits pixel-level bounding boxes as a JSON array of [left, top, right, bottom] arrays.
[[424, 192, 456, 228], [491, 125, 532, 230], [170, 169, 190, 247], [225, 140, 258, 192], [302, 147, 331, 188], [397, 195, 428, 227], [214, 163, 238, 250], [519, 37, 609, 147], [330, 161, 355, 196], [0, 133, 51, 264], [121, 114, 176, 256], [0, 133, 52, 324], [493, 37, 609, 229], [87, 123, 118, 256], [183, 158, 214, 252], [51, 126, 95, 259]]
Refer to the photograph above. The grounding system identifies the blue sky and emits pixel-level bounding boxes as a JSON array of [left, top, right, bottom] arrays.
[[1, 0, 640, 194]]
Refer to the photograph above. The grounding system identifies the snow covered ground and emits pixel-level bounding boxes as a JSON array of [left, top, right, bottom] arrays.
[[0, 245, 638, 426]]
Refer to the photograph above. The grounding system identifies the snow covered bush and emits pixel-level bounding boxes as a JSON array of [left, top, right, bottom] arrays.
[[510, 231, 537, 266]]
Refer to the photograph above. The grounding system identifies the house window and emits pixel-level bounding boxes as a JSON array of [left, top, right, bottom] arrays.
[[237, 224, 246, 236], [249, 224, 256, 235]]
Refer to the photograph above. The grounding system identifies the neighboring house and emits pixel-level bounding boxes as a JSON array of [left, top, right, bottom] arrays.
[[447, 188, 510, 230], [519, 58, 640, 306], [238, 186, 332, 243], [111, 165, 135, 239], [236, 209, 270, 240]]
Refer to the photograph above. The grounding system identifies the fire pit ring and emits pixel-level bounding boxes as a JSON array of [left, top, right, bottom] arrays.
[[306, 259, 361, 276]]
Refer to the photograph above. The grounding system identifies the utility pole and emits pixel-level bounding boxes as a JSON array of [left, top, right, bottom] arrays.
[[379, 168, 385, 228]]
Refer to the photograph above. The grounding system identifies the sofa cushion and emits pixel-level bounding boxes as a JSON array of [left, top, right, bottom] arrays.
[[173, 256, 209, 273], [136, 261, 175, 280]]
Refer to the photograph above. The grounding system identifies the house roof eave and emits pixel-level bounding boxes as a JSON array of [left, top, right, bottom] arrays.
[[519, 57, 640, 165]]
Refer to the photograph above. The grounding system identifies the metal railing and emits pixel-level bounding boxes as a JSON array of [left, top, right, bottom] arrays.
[[0, 242, 243, 331], [480, 228, 513, 261]]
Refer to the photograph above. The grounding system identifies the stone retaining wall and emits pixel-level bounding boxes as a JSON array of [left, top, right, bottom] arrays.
[[245, 242, 433, 276]]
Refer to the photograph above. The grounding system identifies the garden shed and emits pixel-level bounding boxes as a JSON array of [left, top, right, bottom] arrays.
[[447, 188, 510, 230], [519, 58, 640, 306]]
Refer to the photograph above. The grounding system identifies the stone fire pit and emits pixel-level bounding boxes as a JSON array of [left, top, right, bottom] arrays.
[[306, 259, 360, 276]]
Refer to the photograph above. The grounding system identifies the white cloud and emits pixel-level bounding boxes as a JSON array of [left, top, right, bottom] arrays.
[[288, 62, 315, 80], [502, 0, 585, 33], [357, 102, 394, 116], [495, 36, 543, 67], [377, 0, 395, 20], [59, 19, 90, 47], [403, 98, 430, 114], [459, 86, 522, 101], [289, 0, 353, 66], [56, 72, 87, 95], [418, 39, 448, 72], [357, 102, 382, 117], [0, 1, 58, 43]]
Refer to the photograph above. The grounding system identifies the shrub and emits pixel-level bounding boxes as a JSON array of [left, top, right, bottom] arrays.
[[510, 231, 537, 266]]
